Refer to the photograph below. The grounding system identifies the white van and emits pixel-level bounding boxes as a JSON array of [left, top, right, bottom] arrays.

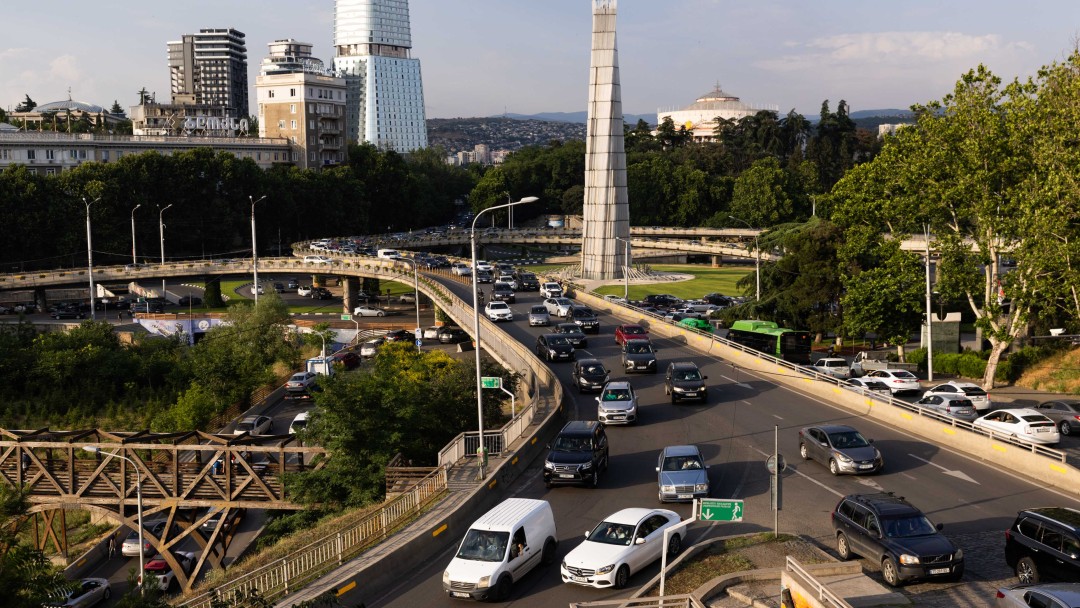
[[442, 498, 557, 601], [377, 248, 401, 260]]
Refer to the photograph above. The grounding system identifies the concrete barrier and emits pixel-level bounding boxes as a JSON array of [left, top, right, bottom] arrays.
[[64, 527, 127, 580]]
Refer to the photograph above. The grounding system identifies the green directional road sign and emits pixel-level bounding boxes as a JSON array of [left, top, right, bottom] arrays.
[[481, 377, 502, 389], [698, 499, 744, 522], [341, 314, 352, 321]]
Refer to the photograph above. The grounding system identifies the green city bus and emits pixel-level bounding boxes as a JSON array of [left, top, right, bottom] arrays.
[[726, 320, 812, 364]]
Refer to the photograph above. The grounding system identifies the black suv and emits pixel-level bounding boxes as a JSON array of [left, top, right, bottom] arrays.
[[664, 361, 708, 403], [491, 282, 516, 303], [516, 272, 541, 291], [832, 493, 964, 586], [1005, 507, 1080, 583], [571, 307, 600, 334], [543, 421, 608, 488]]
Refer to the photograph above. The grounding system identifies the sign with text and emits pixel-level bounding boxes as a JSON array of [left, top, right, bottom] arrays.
[[481, 377, 502, 389], [698, 499, 744, 522]]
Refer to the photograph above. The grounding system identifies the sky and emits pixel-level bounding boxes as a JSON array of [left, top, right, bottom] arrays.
[[3, 1, 1079, 120]]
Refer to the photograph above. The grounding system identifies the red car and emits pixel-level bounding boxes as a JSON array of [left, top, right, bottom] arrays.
[[615, 324, 649, 346]]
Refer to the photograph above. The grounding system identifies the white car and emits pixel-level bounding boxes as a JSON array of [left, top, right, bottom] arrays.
[[233, 415, 273, 435], [144, 551, 195, 591], [475, 260, 494, 272], [360, 338, 384, 358], [288, 411, 310, 434], [285, 371, 318, 392], [973, 408, 1060, 445], [603, 294, 627, 304], [561, 508, 683, 589], [423, 326, 442, 340], [497, 275, 518, 289], [846, 377, 892, 397], [921, 381, 992, 412], [249, 284, 264, 295], [994, 583, 1080, 608], [864, 369, 921, 394], [398, 292, 417, 303], [485, 301, 513, 322], [47, 577, 111, 608], [303, 255, 333, 264], [541, 282, 564, 298], [353, 305, 386, 317], [544, 297, 574, 318], [811, 357, 851, 379], [528, 305, 551, 327], [297, 285, 313, 297], [451, 263, 471, 276]]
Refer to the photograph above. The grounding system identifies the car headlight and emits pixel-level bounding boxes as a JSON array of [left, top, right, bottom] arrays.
[[898, 554, 920, 565], [953, 548, 963, 560], [549, 348, 558, 355], [544, 461, 554, 470], [835, 452, 853, 463], [580, 461, 593, 470], [442, 571, 450, 584], [597, 564, 615, 574], [661, 485, 675, 492], [695, 483, 709, 492], [673, 386, 687, 393], [477, 575, 491, 588]]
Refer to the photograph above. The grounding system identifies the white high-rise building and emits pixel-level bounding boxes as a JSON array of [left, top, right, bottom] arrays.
[[332, 0, 428, 152]]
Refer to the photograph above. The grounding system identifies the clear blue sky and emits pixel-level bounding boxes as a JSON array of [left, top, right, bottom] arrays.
[[3, 1, 1078, 120]]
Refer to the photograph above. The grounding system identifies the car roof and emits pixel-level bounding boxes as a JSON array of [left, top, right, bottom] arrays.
[[808, 424, 858, 434], [577, 358, 603, 366], [604, 508, 667, 525], [293, 411, 309, 422], [991, 407, 1046, 417], [661, 445, 701, 457], [560, 420, 600, 435], [670, 361, 699, 370], [817, 358, 848, 363], [1022, 507, 1080, 530], [604, 381, 632, 390], [846, 493, 920, 516], [239, 415, 263, 423]]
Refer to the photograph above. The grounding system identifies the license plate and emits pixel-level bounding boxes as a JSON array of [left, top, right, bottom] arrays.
[[571, 575, 587, 583], [677, 494, 692, 499], [859, 464, 874, 469], [929, 567, 950, 575], [1037, 427, 1049, 433], [684, 393, 697, 398], [636, 364, 647, 369], [558, 474, 574, 478], [451, 591, 470, 598]]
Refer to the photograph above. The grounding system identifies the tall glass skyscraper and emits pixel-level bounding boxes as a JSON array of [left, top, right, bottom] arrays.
[[333, 0, 428, 152]]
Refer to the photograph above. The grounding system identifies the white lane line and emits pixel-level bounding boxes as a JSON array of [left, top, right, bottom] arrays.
[[579, 349, 594, 357], [908, 454, 979, 484], [722, 375, 754, 389], [901, 472, 917, 481], [749, 446, 843, 499], [772, 414, 784, 420]]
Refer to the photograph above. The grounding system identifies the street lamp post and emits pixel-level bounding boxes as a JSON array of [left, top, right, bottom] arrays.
[[925, 224, 934, 382], [83, 197, 100, 320], [729, 216, 761, 301], [130, 204, 141, 266], [399, 259, 423, 352], [82, 446, 144, 595], [472, 196, 538, 479], [614, 236, 631, 302], [250, 195, 267, 304], [158, 204, 173, 298]]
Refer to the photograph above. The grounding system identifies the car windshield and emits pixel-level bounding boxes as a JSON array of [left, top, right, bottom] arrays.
[[456, 529, 510, 562], [553, 436, 592, 451], [623, 326, 644, 335], [236, 422, 254, 431], [582, 364, 606, 375], [827, 431, 870, 449], [960, 386, 987, 397], [531, 306, 547, 314], [628, 343, 652, 354], [883, 515, 938, 538], [489, 302, 508, 310], [675, 370, 701, 381], [548, 336, 570, 346], [893, 371, 917, 379], [556, 298, 571, 305], [602, 388, 631, 401], [588, 521, 635, 546], [662, 455, 703, 471]]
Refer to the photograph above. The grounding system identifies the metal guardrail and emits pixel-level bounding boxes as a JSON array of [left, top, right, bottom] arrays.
[[569, 596, 703, 608], [785, 556, 852, 608], [176, 467, 447, 608]]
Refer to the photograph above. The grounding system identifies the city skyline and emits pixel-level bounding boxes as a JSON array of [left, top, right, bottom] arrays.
[[2, 0, 1079, 122]]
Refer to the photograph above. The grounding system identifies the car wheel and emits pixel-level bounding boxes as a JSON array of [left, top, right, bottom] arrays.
[[1061, 420, 1073, 436], [667, 533, 682, 557], [541, 538, 557, 566], [613, 564, 630, 589], [829, 459, 840, 475], [671, 394, 677, 405], [544, 480, 552, 489], [103, 588, 112, 600], [376, 311, 385, 317], [590, 470, 600, 488], [836, 533, 851, 560], [799, 443, 809, 460], [493, 574, 512, 601], [1016, 556, 1040, 584], [881, 556, 901, 587]]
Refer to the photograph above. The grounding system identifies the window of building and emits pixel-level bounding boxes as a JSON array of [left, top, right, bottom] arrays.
[[268, 90, 275, 98], [290, 88, 296, 97], [45, 150, 55, 160], [309, 151, 316, 161], [290, 120, 297, 129], [290, 104, 296, 114], [26, 150, 35, 160], [278, 120, 285, 129], [0, 149, 9, 160], [45, 168, 56, 175]]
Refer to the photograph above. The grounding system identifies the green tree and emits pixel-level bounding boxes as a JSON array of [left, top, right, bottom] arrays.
[[0, 485, 71, 608], [109, 101, 125, 116], [728, 157, 794, 227], [14, 95, 36, 112]]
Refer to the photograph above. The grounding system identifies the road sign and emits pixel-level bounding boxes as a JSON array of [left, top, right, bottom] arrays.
[[481, 376, 502, 389], [414, 328, 423, 340], [766, 454, 787, 475], [341, 314, 352, 321], [698, 499, 744, 522], [415, 339, 423, 347]]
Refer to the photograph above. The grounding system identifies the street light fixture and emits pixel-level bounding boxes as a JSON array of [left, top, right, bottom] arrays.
[[397, 258, 423, 352], [83, 197, 101, 320], [728, 215, 761, 301], [130, 204, 141, 266], [613, 236, 631, 302], [471, 195, 538, 479], [159, 204, 173, 298], [250, 195, 267, 304], [82, 445, 145, 595]]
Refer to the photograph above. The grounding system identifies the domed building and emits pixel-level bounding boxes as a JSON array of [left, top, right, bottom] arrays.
[[657, 84, 778, 142], [8, 96, 128, 132]]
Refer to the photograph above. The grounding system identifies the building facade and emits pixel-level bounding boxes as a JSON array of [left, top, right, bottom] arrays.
[[657, 85, 777, 142], [255, 40, 347, 170], [168, 28, 250, 118], [332, 0, 428, 152]]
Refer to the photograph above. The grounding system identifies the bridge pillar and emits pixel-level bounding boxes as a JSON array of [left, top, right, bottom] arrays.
[[712, 255, 723, 267], [342, 276, 356, 313], [34, 287, 48, 311]]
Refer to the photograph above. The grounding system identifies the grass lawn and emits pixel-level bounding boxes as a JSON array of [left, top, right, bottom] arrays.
[[592, 264, 752, 302]]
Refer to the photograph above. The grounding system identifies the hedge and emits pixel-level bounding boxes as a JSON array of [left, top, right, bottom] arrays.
[[907, 343, 1065, 383]]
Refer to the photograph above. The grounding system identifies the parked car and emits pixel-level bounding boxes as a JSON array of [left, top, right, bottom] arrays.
[[656, 445, 709, 503], [144, 550, 195, 591], [560, 508, 683, 589], [973, 408, 1060, 446], [121, 521, 172, 557], [423, 326, 442, 340], [1005, 506, 1080, 583], [297, 285, 313, 297], [329, 350, 361, 370], [1032, 400, 1080, 436], [45, 578, 111, 608], [615, 324, 648, 345], [233, 415, 273, 435], [554, 323, 587, 348], [485, 301, 514, 322], [360, 338, 385, 358], [832, 492, 964, 586], [642, 294, 683, 309], [51, 308, 85, 320], [398, 292, 417, 303], [285, 371, 318, 392], [572, 359, 609, 393], [536, 334, 575, 362], [799, 425, 883, 475], [664, 361, 707, 403], [311, 286, 333, 300], [994, 583, 1080, 608], [846, 377, 893, 396], [596, 380, 638, 425], [921, 381, 992, 413], [543, 420, 608, 488], [353, 305, 386, 317], [384, 329, 411, 342], [621, 339, 658, 374], [528, 305, 551, 327], [812, 357, 852, 379], [540, 282, 564, 298], [571, 307, 600, 333], [438, 327, 471, 344], [915, 394, 978, 421], [864, 369, 921, 395], [543, 297, 574, 318]]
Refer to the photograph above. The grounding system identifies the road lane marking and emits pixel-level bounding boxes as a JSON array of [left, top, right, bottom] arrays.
[[432, 523, 447, 537], [772, 414, 783, 420], [901, 472, 917, 480], [336, 581, 356, 596], [855, 477, 885, 491], [722, 375, 754, 389], [909, 454, 979, 484]]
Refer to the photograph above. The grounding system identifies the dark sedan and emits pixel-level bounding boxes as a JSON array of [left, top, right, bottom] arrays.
[[536, 334, 575, 362], [50, 308, 85, 320], [438, 327, 471, 344], [384, 329, 411, 342], [571, 359, 609, 393], [621, 339, 658, 373], [554, 323, 588, 348]]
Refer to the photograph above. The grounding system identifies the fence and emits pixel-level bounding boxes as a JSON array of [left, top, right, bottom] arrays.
[[784, 556, 853, 608], [177, 467, 447, 608], [569, 596, 704, 608]]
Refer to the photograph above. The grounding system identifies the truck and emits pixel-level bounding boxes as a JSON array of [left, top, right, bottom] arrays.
[[850, 351, 920, 377]]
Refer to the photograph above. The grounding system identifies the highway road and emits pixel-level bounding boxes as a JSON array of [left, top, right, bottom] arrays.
[[366, 282, 1080, 607]]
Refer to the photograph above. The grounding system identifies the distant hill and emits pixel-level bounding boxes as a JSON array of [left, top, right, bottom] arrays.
[[502, 111, 657, 126]]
